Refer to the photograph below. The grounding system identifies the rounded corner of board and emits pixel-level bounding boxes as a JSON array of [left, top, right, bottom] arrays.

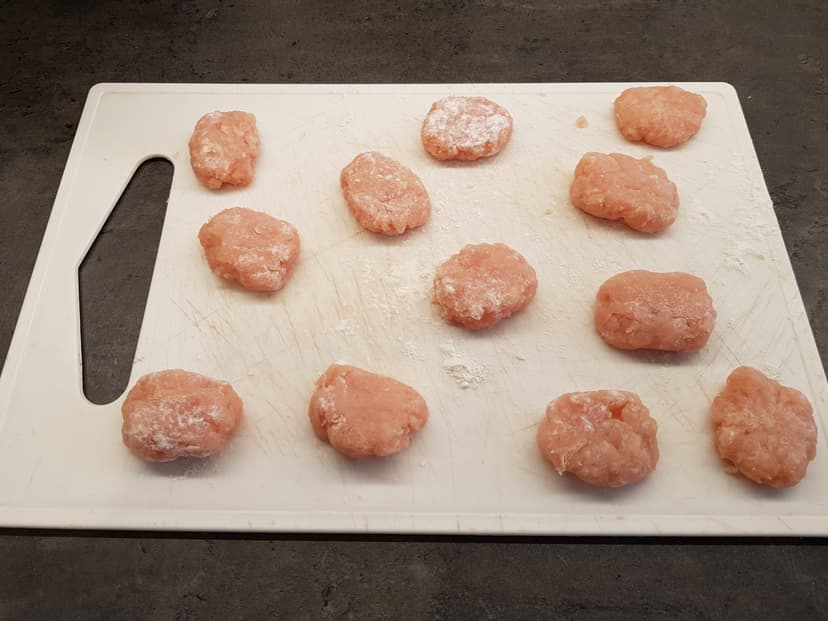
[[86, 83, 122, 101], [713, 82, 740, 100]]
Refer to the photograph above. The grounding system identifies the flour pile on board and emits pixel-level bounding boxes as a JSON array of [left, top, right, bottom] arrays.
[[361, 257, 430, 319], [334, 319, 356, 336], [400, 337, 422, 360], [721, 222, 772, 272], [439, 341, 487, 389], [756, 362, 783, 381]]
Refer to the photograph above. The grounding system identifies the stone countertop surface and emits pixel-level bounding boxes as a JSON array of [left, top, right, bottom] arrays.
[[1, 1, 826, 618]]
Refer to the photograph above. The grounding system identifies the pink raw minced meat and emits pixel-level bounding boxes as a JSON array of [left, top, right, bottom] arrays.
[[594, 270, 716, 352], [121, 369, 243, 462], [570, 152, 679, 233], [421, 96, 513, 161], [537, 390, 659, 487], [340, 151, 431, 236], [711, 366, 817, 488], [614, 85, 707, 148], [434, 242, 538, 330], [189, 111, 260, 189], [199, 207, 300, 293], [308, 364, 429, 459]]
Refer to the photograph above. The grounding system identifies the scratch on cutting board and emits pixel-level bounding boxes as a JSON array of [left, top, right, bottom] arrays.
[[336, 459, 348, 490], [669, 406, 694, 434], [445, 434, 458, 497], [707, 515, 736, 533], [331, 278, 347, 313], [712, 334, 741, 368], [350, 274, 375, 336], [582, 215, 593, 239], [252, 335, 269, 366], [307, 327, 325, 361], [776, 270, 826, 445], [565, 368, 578, 391], [168, 296, 200, 330], [281, 308, 306, 362], [492, 346, 514, 389], [481, 401, 492, 455], [286, 111, 332, 139], [695, 375, 712, 403], [231, 357, 267, 382], [776, 516, 794, 532], [699, 349, 719, 381], [171, 297, 231, 349], [204, 313, 243, 354], [247, 415, 277, 458], [307, 230, 366, 262], [25, 458, 42, 489], [271, 370, 311, 408], [186, 299, 213, 327], [516, 464, 548, 480]]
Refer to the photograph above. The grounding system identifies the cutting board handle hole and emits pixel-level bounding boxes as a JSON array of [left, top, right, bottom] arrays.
[[79, 157, 173, 405]]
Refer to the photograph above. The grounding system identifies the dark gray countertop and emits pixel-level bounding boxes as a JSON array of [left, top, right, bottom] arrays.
[[1, 1, 826, 618]]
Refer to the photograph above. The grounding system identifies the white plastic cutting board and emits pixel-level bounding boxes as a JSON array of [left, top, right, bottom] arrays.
[[1, 83, 826, 535]]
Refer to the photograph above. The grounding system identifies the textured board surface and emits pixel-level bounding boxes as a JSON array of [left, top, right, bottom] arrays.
[[0, 83, 826, 535]]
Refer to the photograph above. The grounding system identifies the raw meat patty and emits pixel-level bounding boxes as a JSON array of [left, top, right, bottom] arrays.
[[569, 152, 679, 233], [614, 86, 707, 148], [536, 390, 659, 487], [308, 364, 429, 459], [199, 207, 300, 292], [421, 96, 513, 161], [121, 369, 243, 462], [434, 243, 538, 330], [595, 270, 716, 352], [189, 111, 260, 189], [340, 151, 431, 235], [711, 366, 817, 488]]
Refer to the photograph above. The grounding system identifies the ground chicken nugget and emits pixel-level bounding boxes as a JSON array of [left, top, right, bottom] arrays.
[[595, 270, 716, 352], [121, 369, 243, 462], [340, 151, 431, 235], [434, 243, 537, 330], [189, 111, 259, 189], [199, 207, 300, 293], [537, 390, 659, 487], [421, 96, 513, 161], [614, 85, 707, 148], [308, 364, 429, 459], [711, 366, 817, 488], [570, 152, 679, 233]]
